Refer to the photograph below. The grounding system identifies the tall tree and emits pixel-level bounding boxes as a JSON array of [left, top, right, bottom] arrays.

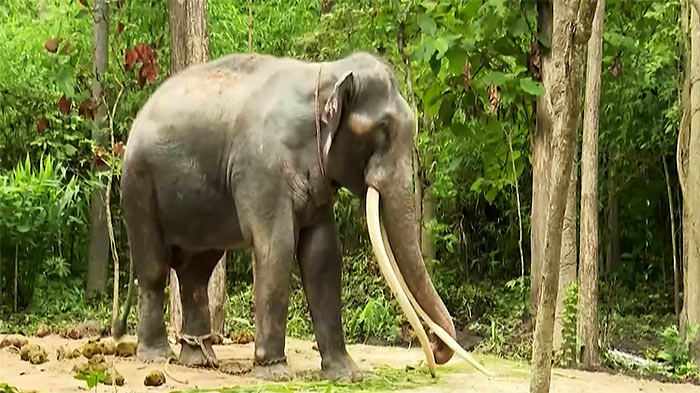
[[578, 0, 605, 370], [531, 1, 597, 392], [686, 0, 700, 364], [86, 0, 109, 297], [553, 153, 577, 354], [531, 0, 554, 314], [167, 0, 226, 336]]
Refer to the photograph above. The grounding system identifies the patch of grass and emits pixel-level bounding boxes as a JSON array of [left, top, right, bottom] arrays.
[[170, 365, 442, 393]]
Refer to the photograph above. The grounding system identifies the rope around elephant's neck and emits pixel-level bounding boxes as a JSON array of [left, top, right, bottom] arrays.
[[314, 65, 338, 197]]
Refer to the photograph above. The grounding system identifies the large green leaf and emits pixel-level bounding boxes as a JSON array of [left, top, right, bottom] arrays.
[[417, 13, 437, 35], [480, 71, 508, 86], [519, 77, 546, 96], [446, 46, 468, 75]]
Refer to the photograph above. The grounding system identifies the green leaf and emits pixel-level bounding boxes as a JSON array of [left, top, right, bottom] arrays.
[[438, 94, 456, 126], [75, 9, 88, 19], [463, 0, 482, 19], [417, 13, 437, 35], [56, 67, 75, 97], [63, 143, 78, 157], [446, 47, 468, 75], [451, 122, 470, 138], [508, 15, 529, 37], [481, 71, 508, 86], [519, 77, 546, 96], [433, 37, 449, 57]]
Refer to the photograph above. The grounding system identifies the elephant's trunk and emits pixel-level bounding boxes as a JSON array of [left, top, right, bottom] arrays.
[[370, 185, 455, 364], [365, 185, 491, 376]]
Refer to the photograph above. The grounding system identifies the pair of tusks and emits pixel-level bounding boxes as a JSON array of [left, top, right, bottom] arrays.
[[365, 187, 491, 378]]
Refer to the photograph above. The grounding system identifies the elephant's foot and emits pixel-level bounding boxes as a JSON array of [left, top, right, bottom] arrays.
[[254, 359, 292, 381], [137, 341, 174, 362], [321, 353, 363, 382], [179, 341, 218, 367]]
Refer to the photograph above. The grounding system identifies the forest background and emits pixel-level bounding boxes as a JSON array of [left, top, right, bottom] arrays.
[[1, 0, 698, 387]]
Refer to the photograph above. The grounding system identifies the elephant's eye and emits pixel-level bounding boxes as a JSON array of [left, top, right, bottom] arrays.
[[378, 121, 391, 144]]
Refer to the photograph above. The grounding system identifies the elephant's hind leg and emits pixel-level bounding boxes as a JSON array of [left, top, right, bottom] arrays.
[[174, 249, 224, 367], [122, 175, 174, 362]]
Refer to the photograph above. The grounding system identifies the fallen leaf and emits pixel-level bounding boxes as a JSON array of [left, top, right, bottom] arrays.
[[138, 62, 159, 87], [117, 21, 124, 34], [124, 49, 138, 71], [45, 37, 60, 53], [58, 95, 72, 114], [113, 141, 124, 157], [78, 99, 94, 120], [37, 117, 47, 133]]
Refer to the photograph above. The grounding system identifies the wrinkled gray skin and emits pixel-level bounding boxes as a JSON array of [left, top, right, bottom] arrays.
[[113, 52, 456, 382]]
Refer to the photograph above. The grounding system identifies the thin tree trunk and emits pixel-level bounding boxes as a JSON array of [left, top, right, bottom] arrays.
[[531, 1, 598, 392], [553, 149, 577, 354], [167, 0, 226, 336], [87, 0, 109, 297], [678, 0, 692, 339], [663, 157, 680, 321], [531, 0, 554, 315], [578, 0, 605, 370], [686, 0, 700, 364], [605, 178, 620, 272]]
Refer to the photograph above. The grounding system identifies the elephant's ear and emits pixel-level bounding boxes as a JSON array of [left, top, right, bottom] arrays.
[[321, 71, 354, 159]]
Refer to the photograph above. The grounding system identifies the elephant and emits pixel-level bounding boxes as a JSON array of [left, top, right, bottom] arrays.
[[111, 51, 485, 382]]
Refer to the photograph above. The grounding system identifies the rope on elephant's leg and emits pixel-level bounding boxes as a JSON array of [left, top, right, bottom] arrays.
[[164, 356, 189, 384], [177, 332, 221, 368]]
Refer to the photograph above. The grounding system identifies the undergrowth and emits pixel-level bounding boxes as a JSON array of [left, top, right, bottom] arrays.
[[170, 365, 440, 393]]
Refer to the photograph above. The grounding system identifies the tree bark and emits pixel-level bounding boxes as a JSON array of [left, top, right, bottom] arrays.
[[167, 0, 226, 336], [530, 1, 598, 392], [553, 147, 577, 354], [679, 0, 692, 339], [663, 157, 680, 321], [605, 181, 620, 272], [531, 0, 554, 315], [578, 0, 605, 370], [686, 0, 700, 364], [87, 0, 109, 297]]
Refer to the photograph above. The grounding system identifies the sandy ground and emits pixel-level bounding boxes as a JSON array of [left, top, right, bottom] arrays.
[[0, 334, 698, 393]]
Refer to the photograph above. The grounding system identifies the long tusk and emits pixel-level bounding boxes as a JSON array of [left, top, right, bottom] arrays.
[[366, 187, 437, 377], [379, 221, 492, 377]]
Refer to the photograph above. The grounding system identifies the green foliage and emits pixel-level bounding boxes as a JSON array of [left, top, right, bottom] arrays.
[[0, 383, 19, 393], [171, 365, 440, 393], [0, 154, 88, 311], [555, 282, 578, 368], [75, 368, 107, 390], [655, 324, 699, 378]]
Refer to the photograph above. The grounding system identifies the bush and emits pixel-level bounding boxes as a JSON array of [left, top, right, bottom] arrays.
[[0, 154, 89, 312]]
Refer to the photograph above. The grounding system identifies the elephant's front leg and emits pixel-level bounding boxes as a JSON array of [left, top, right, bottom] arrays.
[[251, 208, 297, 382], [297, 205, 362, 382]]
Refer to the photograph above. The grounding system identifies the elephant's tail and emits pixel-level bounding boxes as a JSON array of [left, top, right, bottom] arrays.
[[112, 253, 136, 340]]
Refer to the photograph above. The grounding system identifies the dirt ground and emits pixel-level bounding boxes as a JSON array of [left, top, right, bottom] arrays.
[[1, 334, 698, 393]]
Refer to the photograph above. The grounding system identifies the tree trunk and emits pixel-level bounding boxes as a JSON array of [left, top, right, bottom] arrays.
[[663, 157, 680, 321], [578, 0, 605, 370], [686, 0, 700, 364], [530, 1, 598, 392], [605, 178, 620, 272], [167, 0, 226, 336], [679, 0, 692, 339], [86, 0, 109, 297], [531, 0, 554, 315], [553, 148, 578, 354]]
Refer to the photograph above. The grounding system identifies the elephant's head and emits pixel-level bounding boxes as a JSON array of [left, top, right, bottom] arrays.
[[319, 53, 486, 374]]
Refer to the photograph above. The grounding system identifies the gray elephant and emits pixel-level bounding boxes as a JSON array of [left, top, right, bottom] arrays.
[[112, 51, 482, 382]]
